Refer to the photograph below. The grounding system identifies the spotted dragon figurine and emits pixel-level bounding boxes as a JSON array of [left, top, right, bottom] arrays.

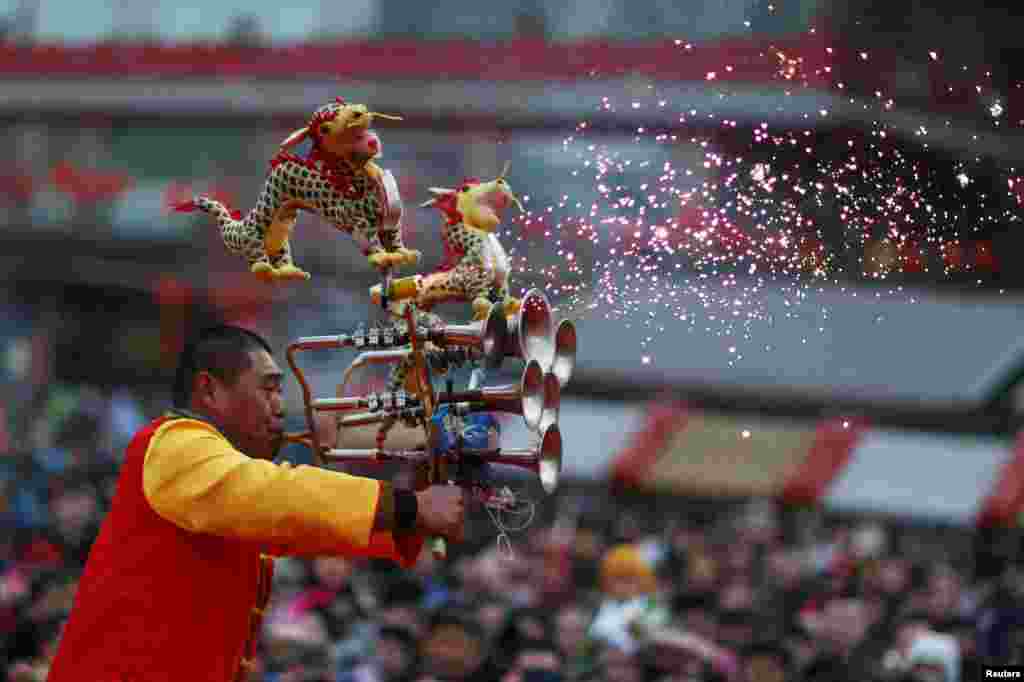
[[173, 98, 420, 281], [370, 164, 524, 321]]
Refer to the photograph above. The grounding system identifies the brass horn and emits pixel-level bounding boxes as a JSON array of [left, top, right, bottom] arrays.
[[504, 289, 554, 369], [439, 359, 558, 432], [425, 306, 508, 370], [551, 319, 577, 388], [537, 371, 560, 433], [322, 422, 563, 495], [474, 423, 563, 494]]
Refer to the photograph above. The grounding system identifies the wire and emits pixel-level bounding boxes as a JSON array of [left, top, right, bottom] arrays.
[[483, 486, 537, 561]]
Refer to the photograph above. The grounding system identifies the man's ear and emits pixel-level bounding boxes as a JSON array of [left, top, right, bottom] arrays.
[[191, 371, 222, 412]]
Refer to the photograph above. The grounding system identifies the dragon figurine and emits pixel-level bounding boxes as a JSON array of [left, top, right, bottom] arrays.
[[173, 97, 420, 281], [370, 165, 524, 321]]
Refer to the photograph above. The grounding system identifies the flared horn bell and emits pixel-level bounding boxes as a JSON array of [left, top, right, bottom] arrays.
[[536, 372, 561, 434], [481, 424, 562, 494], [438, 359, 557, 432], [518, 359, 546, 430], [482, 359, 550, 431], [505, 289, 554, 369], [427, 306, 508, 370], [537, 423, 563, 494], [551, 319, 577, 388]]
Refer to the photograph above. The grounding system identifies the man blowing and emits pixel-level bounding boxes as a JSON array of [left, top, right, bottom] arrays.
[[47, 325, 465, 681]]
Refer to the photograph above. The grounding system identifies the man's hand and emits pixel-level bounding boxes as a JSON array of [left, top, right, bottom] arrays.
[[414, 485, 466, 542]]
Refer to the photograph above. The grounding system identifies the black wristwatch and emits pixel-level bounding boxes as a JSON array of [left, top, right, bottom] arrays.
[[394, 489, 418, 534]]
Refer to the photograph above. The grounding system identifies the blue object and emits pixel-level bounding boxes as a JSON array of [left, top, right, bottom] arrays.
[[430, 406, 500, 452]]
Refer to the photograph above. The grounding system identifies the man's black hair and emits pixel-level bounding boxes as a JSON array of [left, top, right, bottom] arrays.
[[378, 625, 418, 654], [380, 575, 426, 608], [172, 325, 273, 408], [671, 589, 716, 616]]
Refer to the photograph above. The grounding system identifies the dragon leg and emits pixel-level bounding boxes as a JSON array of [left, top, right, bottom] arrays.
[[268, 240, 310, 281], [265, 199, 311, 257]]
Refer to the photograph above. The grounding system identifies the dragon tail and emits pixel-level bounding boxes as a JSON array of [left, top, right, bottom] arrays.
[[172, 194, 250, 254]]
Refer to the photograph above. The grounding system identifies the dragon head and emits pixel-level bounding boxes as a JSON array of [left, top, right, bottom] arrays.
[[278, 97, 403, 167], [421, 162, 523, 232]]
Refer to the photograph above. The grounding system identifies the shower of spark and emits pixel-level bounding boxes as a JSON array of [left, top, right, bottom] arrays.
[[502, 23, 1020, 365]]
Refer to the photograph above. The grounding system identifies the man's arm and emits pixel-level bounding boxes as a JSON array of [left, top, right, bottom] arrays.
[[143, 419, 422, 565]]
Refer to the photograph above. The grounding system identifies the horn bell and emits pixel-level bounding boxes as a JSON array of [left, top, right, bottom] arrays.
[[551, 319, 577, 388], [427, 307, 508, 370], [485, 423, 562, 494], [538, 423, 563, 494], [433, 358, 551, 431], [517, 358, 546, 430], [466, 358, 545, 431], [536, 371, 561, 434], [506, 289, 554, 369]]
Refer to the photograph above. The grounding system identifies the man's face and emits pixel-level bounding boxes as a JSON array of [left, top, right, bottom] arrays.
[[910, 662, 947, 682], [203, 350, 285, 460], [554, 606, 588, 657], [421, 624, 483, 680], [377, 635, 414, 679], [380, 605, 425, 638], [604, 573, 649, 601], [600, 648, 643, 682], [501, 650, 563, 682], [743, 654, 787, 682], [52, 490, 97, 533], [312, 556, 352, 590], [681, 608, 717, 641]]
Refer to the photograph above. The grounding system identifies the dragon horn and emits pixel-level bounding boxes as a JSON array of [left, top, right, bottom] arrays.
[[370, 112, 404, 121], [498, 160, 512, 180], [280, 127, 310, 149], [421, 187, 455, 207]]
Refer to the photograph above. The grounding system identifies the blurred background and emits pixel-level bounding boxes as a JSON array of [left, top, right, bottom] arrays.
[[2, 0, 1024, 681]]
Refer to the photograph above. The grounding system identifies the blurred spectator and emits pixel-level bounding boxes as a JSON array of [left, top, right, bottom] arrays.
[[588, 543, 667, 654], [263, 612, 332, 682], [348, 625, 419, 682], [553, 603, 590, 677], [738, 640, 794, 682], [494, 607, 552, 668], [418, 612, 497, 682], [500, 642, 563, 682]]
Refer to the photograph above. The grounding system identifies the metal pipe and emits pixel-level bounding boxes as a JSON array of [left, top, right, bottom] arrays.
[[323, 448, 425, 461], [285, 341, 322, 464], [311, 397, 365, 412], [340, 407, 424, 427], [290, 335, 351, 351]]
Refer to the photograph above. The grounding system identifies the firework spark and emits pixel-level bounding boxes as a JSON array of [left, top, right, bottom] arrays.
[[502, 32, 1019, 365]]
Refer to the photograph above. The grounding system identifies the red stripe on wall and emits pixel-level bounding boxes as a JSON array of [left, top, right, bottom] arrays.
[[781, 417, 867, 505], [976, 431, 1024, 528], [0, 34, 836, 82], [610, 398, 688, 487]]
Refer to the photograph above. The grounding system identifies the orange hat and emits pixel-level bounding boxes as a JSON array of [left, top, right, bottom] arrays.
[[600, 543, 657, 595]]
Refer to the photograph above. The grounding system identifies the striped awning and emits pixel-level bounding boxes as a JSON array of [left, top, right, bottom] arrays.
[[611, 402, 1024, 527]]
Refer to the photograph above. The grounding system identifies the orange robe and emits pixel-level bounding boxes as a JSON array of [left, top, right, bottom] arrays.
[[47, 415, 422, 682]]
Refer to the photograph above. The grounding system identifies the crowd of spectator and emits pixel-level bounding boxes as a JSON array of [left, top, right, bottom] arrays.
[[2, 381, 1024, 682]]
